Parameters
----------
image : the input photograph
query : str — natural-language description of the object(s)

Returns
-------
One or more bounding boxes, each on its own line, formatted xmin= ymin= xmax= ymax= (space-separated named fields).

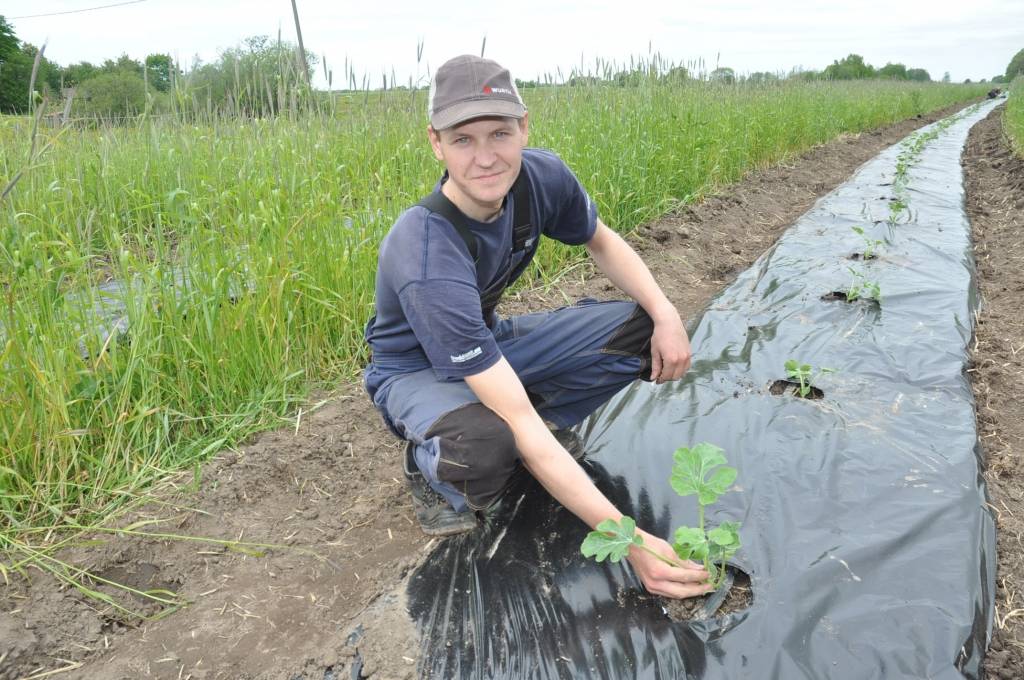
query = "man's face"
xmin=428 ymin=115 xmax=529 ymax=218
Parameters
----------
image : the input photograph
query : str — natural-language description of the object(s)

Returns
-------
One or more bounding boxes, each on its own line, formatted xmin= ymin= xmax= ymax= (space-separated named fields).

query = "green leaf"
xmin=672 ymin=526 xmax=708 ymax=562
xmin=707 ymin=521 xmax=741 ymax=548
xmin=581 ymin=516 xmax=642 ymax=563
xmin=671 ymin=442 xmax=729 ymax=505
xmin=703 ymin=466 xmax=737 ymax=499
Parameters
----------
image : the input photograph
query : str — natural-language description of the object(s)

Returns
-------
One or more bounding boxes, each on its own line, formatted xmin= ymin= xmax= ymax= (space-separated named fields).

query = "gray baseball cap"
xmin=428 ymin=55 xmax=527 ymax=130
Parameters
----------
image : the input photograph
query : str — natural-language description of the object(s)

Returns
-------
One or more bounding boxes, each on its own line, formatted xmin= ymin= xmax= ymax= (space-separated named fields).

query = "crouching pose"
xmin=363 ymin=55 xmax=710 ymax=598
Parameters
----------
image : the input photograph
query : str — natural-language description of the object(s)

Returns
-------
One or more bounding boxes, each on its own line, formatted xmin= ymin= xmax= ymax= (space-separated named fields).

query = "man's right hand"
xmin=628 ymin=529 xmax=713 ymax=599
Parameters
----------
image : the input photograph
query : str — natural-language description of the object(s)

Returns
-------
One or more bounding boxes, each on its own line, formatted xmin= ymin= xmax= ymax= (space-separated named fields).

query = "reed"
xmin=1004 ymin=76 xmax=1024 ymax=157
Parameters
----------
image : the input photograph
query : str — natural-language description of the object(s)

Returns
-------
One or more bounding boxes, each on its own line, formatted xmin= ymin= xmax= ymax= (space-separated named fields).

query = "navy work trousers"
xmin=366 ymin=299 xmax=653 ymax=512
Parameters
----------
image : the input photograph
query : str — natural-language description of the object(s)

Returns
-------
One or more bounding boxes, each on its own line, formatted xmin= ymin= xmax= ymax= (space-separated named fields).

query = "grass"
xmin=0 ymin=73 xmax=990 ymax=539
xmin=1005 ymin=77 xmax=1024 ymax=157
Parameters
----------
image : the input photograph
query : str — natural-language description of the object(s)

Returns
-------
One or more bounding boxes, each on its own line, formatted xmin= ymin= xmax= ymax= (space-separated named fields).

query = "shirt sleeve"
xmin=535 ymin=152 xmax=598 ymax=245
xmin=398 ymin=278 xmax=502 ymax=380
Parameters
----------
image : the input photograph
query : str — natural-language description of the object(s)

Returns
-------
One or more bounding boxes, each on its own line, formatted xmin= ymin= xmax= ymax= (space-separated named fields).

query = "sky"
xmin=5 ymin=0 xmax=1023 ymax=88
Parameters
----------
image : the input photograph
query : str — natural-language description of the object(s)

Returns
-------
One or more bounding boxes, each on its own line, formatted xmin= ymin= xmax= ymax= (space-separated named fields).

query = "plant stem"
xmin=637 ymin=543 xmax=687 ymax=569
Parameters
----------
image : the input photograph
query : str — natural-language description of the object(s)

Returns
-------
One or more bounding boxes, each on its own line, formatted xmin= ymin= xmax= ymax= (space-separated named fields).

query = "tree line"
xmin=3 ymin=13 xmax=1023 ymax=117
xmin=0 ymin=15 xmax=313 ymax=118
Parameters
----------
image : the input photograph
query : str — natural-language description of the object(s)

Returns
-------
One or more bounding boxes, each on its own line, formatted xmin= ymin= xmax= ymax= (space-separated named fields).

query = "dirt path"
xmin=963 ymin=106 xmax=1024 ymax=680
xmin=1 ymin=99 xmax=1013 ymax=680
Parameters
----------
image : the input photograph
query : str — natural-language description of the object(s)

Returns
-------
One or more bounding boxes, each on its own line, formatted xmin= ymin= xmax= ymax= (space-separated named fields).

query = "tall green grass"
xmin=1005 ymin=77 xmax=1024 ymax=157
xmin=0 ymin=76 xmax=989 ymax=534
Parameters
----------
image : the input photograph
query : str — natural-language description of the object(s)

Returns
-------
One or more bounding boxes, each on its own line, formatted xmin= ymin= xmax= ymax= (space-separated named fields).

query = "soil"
xmin=662 ymin=568 xmax=753 ymax=623
xmin=963 ymin=107 xmax=1024 ymax=680
xmin=767 ymin=380 xmax=825 ymax=400
xmin=1 ymin=98 xmax=1018 ymax=680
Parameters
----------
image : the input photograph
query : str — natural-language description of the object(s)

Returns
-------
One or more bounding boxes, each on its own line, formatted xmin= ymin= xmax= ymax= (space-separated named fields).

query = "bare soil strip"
xmin=0 ymin=99 xmax=1006 ymax=680
xmin=964 ymin=106 xmax=1024 ymax=680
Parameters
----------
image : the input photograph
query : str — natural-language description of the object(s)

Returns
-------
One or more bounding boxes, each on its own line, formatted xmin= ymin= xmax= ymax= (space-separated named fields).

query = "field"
xmin=1 ymin=77 xmax=1021 ymax=679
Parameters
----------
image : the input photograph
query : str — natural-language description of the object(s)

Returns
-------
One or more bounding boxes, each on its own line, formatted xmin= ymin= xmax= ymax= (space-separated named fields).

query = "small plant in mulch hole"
xmin=581 ymin=443 xmax=749 ymax=619
xmin=769 ymin=359 xmax=833 ymax=400
xmin=821 ymin=268 xmax=881 ymax=305
xmin=849 ymin=226 xmax=883 ymax=261
xmin=888 ymin=197 xmax=909 ymax=224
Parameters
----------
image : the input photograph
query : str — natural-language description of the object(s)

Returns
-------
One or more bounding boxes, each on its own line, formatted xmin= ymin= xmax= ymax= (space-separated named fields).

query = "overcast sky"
xmin=5 ymin=0 xmax=1023 ymax=87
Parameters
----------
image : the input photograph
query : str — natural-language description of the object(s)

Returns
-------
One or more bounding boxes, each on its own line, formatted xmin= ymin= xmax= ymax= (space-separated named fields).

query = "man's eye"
xmin=453 ymin=137 xmax=469 ymax=145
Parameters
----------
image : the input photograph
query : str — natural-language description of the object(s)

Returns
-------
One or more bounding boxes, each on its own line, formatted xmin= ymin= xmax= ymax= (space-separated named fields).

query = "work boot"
xmin=403 ymin=444 xmax=477 ymax=536
xmin=551 ymin=427 xmax=586 ymax=462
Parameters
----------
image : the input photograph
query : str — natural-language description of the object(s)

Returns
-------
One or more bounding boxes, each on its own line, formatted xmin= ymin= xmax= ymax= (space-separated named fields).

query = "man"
xmin=363 ymin=55 xmax=710 ymax=599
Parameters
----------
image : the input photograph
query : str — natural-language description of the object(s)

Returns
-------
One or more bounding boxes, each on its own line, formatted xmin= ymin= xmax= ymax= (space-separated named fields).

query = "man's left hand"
xmin=649 ymin=311 xmax=692 ymax=384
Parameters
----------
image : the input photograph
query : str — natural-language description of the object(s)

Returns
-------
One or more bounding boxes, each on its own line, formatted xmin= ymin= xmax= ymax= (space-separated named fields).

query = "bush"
xmin=73 ymin=71 xmax=147 ymax=118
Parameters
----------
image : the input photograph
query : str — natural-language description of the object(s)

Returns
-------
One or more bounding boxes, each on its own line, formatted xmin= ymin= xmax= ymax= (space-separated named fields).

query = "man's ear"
xmin=518 ymin=112 xmax=529 ymax=145
xmin=427 ymin=125 xmax=444 ymax=161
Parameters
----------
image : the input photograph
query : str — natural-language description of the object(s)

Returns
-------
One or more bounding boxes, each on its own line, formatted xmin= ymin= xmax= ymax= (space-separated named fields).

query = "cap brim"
xmin=431 ymin=99 xmax=526 ymax=130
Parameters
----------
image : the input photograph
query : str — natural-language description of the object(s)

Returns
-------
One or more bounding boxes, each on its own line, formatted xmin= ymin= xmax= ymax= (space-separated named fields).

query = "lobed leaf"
xmin=707 ymin=521 xmax=741 ymax=548
xmin=673 ymin=525 xmax=709 ymax=563
xmin=581 ymin=516 xmax=642 ymax=563
xmin=671 ymin=442 xmax=732 ymax=505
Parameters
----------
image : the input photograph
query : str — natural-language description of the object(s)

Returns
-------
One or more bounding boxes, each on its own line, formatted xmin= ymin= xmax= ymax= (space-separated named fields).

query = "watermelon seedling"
xmin=581 ymin=442 xmax=741 ymax=591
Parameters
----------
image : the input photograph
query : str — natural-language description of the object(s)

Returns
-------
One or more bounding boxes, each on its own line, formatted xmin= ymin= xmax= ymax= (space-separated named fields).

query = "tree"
xmin=823 ymin=54 xmax=875 ymax=80
xmin=183 ymin=35 xmax=316 ymax=115
xmin=942 ymin=71 xmax=951 ymax=83
xmin=62 ymin=61 xmax=98 ymax=87
xmin=101 ymin=53 xmax=143 ymax=77
xmin=709 ymin=67 xmax=735 ymax=84
xmin=0 ymin=15 xmax=18 ymax=65
xmin=145 ymin=53 xmax=174 ymax=92
xmin=661 ymin=66 xmax=690 ymax=84
xmin=877 ymin=62 xmax=908 ymax=80
xmin=0 ymin=43 xmax=60 ymax=113
xmin=747 ymin=71 xmax=779 ymax=84
xmin=906 ymin=68 xmax=931 ymax=82
xmin=73 ymin=71 xmax=146 ymax=118
xmin=1007 ymin=48 xmax=1024 ymax=81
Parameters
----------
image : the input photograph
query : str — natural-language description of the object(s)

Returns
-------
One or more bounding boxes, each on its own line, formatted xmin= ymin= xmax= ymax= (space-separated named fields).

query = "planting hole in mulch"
xmin=663 ymin=567 xmax=752 ymax=623
xmin=821 ymin=290 xmax=881 ymax=303
xmin=769 ymin=379 xmax=824 ymax=400
xmin=848 ymin=252 xmax=877 ymax=261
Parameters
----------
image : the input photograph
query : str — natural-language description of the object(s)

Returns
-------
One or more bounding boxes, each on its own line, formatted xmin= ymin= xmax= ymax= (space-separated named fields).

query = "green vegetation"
xmin=0 ymin=44 xmax=990 ymax=539
xmin=851 ymin=226 xmax=883 ymax=259
xmin=1005 ymin=77 xmax=1024 ymax=157
xmin=581 ymin=442 xmax=741 ymax=591
xmin=784 ymin=360 xmax=834 ymax=398
xmin=888 ymin=102 xmax=983 ymax=223
xmin=1006 ymin=49 xmax=1024 ymax=83
xmin=846 ymin=268 xmax=882 ymax=302
xmin=0 ymin=14 xmax=311 ymax=118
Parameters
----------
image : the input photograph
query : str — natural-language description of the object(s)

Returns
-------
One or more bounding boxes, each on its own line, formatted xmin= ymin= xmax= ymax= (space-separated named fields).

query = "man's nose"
xmin=475 ymin=143 xmax=497 ymax=167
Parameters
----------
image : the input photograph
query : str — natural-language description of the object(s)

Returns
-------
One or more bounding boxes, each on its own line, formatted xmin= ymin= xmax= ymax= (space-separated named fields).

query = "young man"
xmin=363 ymin=55 xmax=710 ymax=599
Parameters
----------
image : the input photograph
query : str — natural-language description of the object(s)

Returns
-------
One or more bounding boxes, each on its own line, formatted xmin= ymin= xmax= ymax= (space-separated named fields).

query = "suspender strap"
xmin=415 ymin=168 xmax=534 ymax=263
xmin=417 ymin=191 xmax=480 ymax=263
xmin=509 ymin=169 xmax=533 ymax=252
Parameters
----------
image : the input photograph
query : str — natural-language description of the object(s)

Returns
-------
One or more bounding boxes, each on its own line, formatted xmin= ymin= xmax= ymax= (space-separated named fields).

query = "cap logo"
xmin=483 ymin=86 xmax=513 ymax=95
